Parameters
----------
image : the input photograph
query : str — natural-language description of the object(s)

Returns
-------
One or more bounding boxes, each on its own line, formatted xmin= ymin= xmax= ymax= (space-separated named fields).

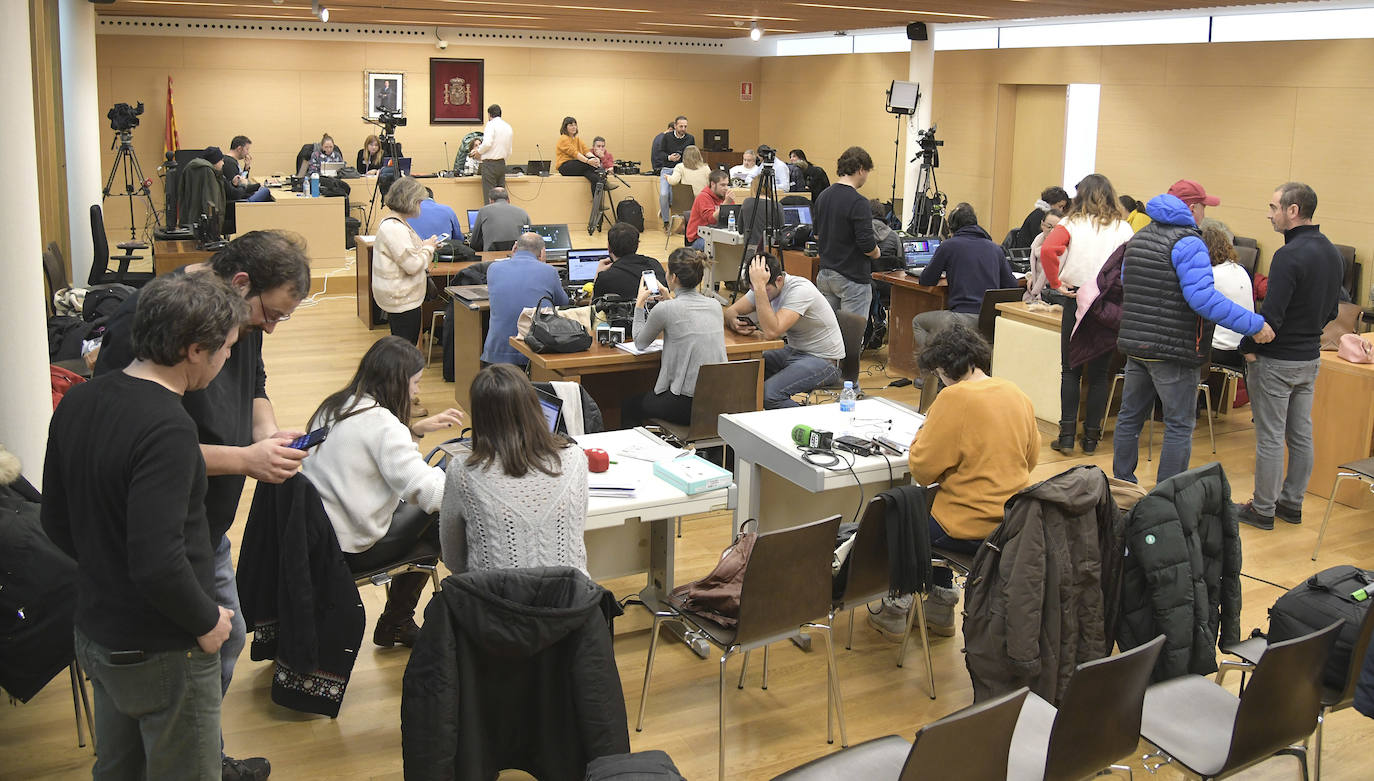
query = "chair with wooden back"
xmin=648 ymin=359 xmax=760 ymax=455
xmin=977 ymin=287 xmax=1026 ymax=345
xmin=806 ymin=310 xmax=867 ymax=403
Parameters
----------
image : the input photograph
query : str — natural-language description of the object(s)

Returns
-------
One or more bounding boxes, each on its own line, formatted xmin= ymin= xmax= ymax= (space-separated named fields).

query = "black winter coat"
xmin=402 ymin=567 xmax=629 ymax=781
xmin=237 ymin=474 xmax=365 ymax=718
xmin=963 ymin=465 xmax=1124 ymax=704
xmin=1355 ymin=638 xmax=1374 ymax=719
xmin=1116 ymin=462 xmax=1242 ymax=681
xmin=0 ymin=475 xmax=77 ymax=702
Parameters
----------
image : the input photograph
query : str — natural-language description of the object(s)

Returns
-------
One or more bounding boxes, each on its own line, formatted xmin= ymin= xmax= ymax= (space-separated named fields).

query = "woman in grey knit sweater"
xmin=621 ymin=248 xmax=728 ymax=428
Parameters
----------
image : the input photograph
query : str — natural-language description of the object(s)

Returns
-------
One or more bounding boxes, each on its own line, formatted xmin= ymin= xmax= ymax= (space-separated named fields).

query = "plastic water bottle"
xmin=727 ymin=210 xmax=737 ymax=233
xmin=839 ymin=381 xmax=857 ymax=424
xmin=309 ymin=173 xmax=320 ymax=198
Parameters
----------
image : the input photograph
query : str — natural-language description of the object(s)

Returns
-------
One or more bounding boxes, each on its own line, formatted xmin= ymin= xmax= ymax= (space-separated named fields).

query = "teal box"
xmin=652 ymin=455 xmax=732 ymax=495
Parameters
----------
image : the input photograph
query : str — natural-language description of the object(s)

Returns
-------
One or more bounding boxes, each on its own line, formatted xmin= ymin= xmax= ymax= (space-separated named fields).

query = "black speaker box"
xmin=907 ymin=22 xmax=928 ymax=41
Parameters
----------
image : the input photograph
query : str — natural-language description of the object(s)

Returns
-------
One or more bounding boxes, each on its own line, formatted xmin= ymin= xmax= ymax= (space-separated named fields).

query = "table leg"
xmin=734 ymin=458 xmax=761 ymax=534
xmin=632 ymin=516 xmax=709 ymax=658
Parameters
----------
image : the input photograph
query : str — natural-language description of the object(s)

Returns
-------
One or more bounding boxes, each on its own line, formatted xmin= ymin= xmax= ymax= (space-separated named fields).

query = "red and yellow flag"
xmin=164 ymin=75 xmax=180 ymax=156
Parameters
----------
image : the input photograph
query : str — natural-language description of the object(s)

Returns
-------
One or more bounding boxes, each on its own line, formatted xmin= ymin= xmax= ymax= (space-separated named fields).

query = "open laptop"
xmin=320 ymin=161 xmax=345 ymax=177
xmin=534 ymin=387 xmax=565 ymax=433
xmin=529 ymin=224 xmax=573 ymax=260
xmin=715 ymin=204 xmax=742 ymax=229
xmin=466 ymin=209 xmax=480 ymax=233
xmin=782 ymin=205 xmax=813 ymax=226
xmin=452 ymin=285 xmax=489 ymax=302
xmin=903 ymin=238 xmax=941 ymax=269
xmin=566 ymin=248 xmax=609 ymax=284
xmin=526 ymin=159 xmax=552 ymax=176
xmin=383 ymin=157 xmax=412 ymax=177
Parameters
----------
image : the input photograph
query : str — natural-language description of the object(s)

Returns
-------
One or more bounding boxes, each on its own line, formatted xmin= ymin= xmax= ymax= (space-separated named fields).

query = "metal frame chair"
xmin=637 ymin=515 xmax=848 ymax=780
xmin=1310 ymin=457 xmax=1374 ymax=560
xmin=1140 ymin=622 xmax=1342 ymax=780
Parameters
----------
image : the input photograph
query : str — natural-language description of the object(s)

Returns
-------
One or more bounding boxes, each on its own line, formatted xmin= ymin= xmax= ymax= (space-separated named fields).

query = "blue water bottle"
xmin=309 ymin=173 xmax=320 ymax=198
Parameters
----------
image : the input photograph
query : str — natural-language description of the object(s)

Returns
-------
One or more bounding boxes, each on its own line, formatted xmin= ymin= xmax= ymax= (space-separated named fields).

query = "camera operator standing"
xmin=814 ymin=146 xmax=880 ymax=318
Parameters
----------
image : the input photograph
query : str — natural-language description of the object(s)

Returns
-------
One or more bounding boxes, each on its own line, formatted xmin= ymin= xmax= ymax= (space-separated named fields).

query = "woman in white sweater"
xmin=373 ymin=176 xmax=438 ymax=346
xmin=440 ymin=364 xmax=589 ymax=575
xmin=301 ymin=336 xmax=462 ymax=647
xmin=1038 ymin=174 xmax=1135 ymax=454
xmin=666 ymin=145 xmax=711 ymax=195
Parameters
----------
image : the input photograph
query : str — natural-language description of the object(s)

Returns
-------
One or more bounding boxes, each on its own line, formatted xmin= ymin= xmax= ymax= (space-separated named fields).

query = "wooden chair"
xmin=806 ymin=311 xmax=867 ymax=404
xmin=665 ymin=183 xmax=696 ymax=249
xmin=1311 ymin=457 xmax=1374 ymax=560
xmin=977 ymin=287 xmax=1026 ymax=346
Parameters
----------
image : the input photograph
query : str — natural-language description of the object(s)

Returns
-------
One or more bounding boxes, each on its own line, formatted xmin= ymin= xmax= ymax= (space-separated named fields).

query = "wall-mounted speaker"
xmin=907 ymin=22 xmax=928 ymax=41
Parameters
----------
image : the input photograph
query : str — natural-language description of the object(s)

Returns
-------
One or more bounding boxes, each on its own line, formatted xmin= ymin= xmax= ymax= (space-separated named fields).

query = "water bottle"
xmin=309 ymin=173 xmax=320 ymax=197
xmin=727 ymin=210 xmax=737 ymax=233
xmin=839 ymin=381 xmax=857 ymax=423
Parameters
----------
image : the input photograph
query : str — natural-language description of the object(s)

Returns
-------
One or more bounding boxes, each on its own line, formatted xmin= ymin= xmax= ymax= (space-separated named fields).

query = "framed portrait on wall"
xmin=366 ymin=72 xmax=404 ymax=119
xmin=430 ymin=58 xmax=484 ymax=124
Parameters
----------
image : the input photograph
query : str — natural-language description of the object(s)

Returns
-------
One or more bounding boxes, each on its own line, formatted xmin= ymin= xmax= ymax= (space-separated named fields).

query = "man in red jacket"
xmin=686 ymin=170 xmax=732 ymax=250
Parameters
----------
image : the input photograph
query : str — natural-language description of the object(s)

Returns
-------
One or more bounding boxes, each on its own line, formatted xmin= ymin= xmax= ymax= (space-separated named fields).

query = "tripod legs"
xmin=588 ymin=177 xmax=615 ymax=235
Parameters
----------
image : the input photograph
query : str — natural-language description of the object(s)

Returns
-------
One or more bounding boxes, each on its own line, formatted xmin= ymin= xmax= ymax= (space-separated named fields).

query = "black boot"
xmin=1050 ymin=422 xmax=1076 ymax=453
xmin=1081 ymin=427 xmax=1101 ymax=454
xmin=373 ymin=572 xmax=430 ymax=648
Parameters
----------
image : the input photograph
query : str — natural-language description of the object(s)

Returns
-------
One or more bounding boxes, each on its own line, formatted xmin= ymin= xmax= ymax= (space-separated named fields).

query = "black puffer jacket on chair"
xmin=1116 ymin=462 xmax=1242 ymax=681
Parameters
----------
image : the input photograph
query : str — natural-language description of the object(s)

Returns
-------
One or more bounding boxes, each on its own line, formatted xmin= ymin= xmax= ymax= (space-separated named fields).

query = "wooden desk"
xmin=992 ymin=301 xmax=1064 ymax=425
xmin=872 ymin=270 xmax=948 ymax=376
xmin=235 ymin=193 xmax=346 ymax=266
xmin=1311 ymin=333 xmax=1374 ymax=509
xmin=152 ymin=240 xmax=214 ymax=276
xmin=781 ymin=249 xmax=819 ymax=283
xmin=511 ymin=330 xmax=783 ymax=428
xmin=355 ymin=234 xmax=492 ymax=329
xmin=443 ymin=287 xmax=491 ymax=414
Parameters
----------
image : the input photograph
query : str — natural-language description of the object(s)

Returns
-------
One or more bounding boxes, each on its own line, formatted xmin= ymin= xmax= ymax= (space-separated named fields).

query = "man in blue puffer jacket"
xmin=1113 ymin=186 xmax=1275 ymax=484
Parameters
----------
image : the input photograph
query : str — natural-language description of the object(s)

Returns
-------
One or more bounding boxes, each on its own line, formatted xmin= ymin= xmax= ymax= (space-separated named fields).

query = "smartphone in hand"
xmin=289 ymin=427 xmax=330 ymax=451
xmin=642 ymin=270 xmax=660 ymax=295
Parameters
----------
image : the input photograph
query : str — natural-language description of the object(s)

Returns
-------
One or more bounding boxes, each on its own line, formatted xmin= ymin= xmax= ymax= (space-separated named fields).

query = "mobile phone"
xmin=438 ymin=232 xmax=450 ymax=241
xmin=642 ymin=270 xmax=660 ymax=295
xmin=289 ymin=427 xmax=330 ymax=451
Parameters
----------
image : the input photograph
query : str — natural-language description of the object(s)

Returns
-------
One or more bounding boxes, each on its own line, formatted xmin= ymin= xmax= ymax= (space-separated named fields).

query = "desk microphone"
xmin=535 ymin=143 xmax=545 ymax=175
xmin=444 ymin=141 xmax=451 ymax=173
xmin=791 ymin=424 xmax=833 ymax=450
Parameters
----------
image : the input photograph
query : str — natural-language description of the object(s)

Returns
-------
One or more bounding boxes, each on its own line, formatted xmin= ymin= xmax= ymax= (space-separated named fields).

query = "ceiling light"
xmin=312 ymin=0 xmax=327 ymax=21
xmin=789 ymin=3 xmax=989 ymax=20
xmin=750 ymin=23 xmax=762 ymax=41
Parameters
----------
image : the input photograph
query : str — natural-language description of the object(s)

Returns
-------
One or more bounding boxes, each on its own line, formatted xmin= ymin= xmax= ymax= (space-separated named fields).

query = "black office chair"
xmin=87 ymin=205 xmax=154 ymax=288
xmin=977 ymin=287 xmax=1027 ymax=346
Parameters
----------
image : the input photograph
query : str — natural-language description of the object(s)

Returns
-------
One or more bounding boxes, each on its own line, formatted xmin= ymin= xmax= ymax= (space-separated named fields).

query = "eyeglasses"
xmin=255 ymin=296 xmax=292 ymax=324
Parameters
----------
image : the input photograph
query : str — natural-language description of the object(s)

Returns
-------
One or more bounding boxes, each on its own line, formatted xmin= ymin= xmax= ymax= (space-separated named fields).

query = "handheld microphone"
xmin=444 ymin=141 xmax=451 ymax=173
xmin=535 ymin=143 xmax=545 ymax=175
xmin=791 ymin=425 xmax=833 ymax=450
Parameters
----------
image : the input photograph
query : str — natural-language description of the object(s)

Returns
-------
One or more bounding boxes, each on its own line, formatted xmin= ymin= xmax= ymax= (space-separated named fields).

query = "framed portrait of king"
xmin=430 ymin=58 xmax=484 ymax=124
xmin=366 ymin=72 xmax=404 ymax=119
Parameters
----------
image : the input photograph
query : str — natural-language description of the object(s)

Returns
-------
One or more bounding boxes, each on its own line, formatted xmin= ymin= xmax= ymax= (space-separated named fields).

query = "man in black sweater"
xmin=221 ymin=135 xmax=259 ymax=201
xmin=592 ymin=221 xmax=666 ymax=301
xmin=93 ymin=230 xmax=310 ymax=781
xmin=814 ymin=146 xmax=880 ymax=319
xmin=1237 ymin=182 xmax=1345 ymax=530
xmin=43 ymin=273 xmax=248 ymax=780
xmin=653 ymin=116 xmax=696 ymax=228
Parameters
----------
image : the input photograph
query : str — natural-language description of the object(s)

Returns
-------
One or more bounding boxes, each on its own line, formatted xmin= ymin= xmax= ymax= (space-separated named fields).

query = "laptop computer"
xmin=383 ymin=157 xmax=412 ymax=177
xmin=466 ymin=209 xmax=480 ymax=232
xmin=526 ymin=160 xmax=552 ymax=176
xmin=452 ymin=285 xmax=489 ymax=302
xmin=320 ymin=161 xmax=345 ymax=177
xmin=715 ymin=204 xmax=742 ymax=229
xmin=903 ymin=238 xmax=941 ymax=269
xmin=782 ymin=205 xmax=813 ymax=226
xmin=566 ymin=248 xmax=609 ymax=283
xmin=529 ymin=224 xmax=573 ymax=260
xmin=534 ymin=387 xmax=564 ymax=433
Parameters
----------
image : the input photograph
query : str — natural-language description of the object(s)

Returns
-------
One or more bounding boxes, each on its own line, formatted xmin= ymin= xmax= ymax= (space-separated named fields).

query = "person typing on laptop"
xmin=910 ymin=203 xmax=1018 ymax=355
xmin=592 ymin=222 xmax=666 ymax=301
xmin=686 ymin=170 xmax=733 ymax=250
xmin=307 ymin=133 xmax=344 ymax=176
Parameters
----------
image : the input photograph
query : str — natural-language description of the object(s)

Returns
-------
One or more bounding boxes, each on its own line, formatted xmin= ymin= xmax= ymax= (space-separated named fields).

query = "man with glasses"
xmin=93 ymin=229 xmax=311 ymax=781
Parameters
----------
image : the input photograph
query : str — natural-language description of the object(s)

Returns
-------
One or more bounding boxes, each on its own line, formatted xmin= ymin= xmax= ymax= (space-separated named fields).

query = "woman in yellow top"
xmin=554 ymin=116 xmax=608 ymax=197
xmin=666 ymin=145 xmax=711 ymax=195
xmin=869 ymin=324 xmax=1040 ymax=640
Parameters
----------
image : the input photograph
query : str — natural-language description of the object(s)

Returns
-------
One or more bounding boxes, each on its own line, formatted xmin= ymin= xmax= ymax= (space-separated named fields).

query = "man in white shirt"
xmin=469 ymin=104 xmax=513 ymax=204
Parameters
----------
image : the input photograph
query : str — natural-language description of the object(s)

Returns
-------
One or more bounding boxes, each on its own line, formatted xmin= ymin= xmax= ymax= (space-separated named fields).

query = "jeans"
xmin=911 ymin=310 xmax=978 ymax=355
xmin=75 ymin=628 xmax=222 ymax=781
xmin=658 ymin=168 xmax=674 ymax=222
xmin=211 ymin=536 xmax=245 ymax=700
xmin=815 ymin=269 xmax=873 ymax=319
xmin=1046 ymin=291 xmax=1112 ymax=435
xmin=1112 ymin=357 xmax=1203 ymax=484
xmin=763 ymin=346 xmax=840 ymax=409
xmin=1248 ymin=355 xmax=1320 ymax=515
xmin=928 ymin=514 xmax=981 ymax=589
xmin=688 ymin=236 xmax=705 ymax=250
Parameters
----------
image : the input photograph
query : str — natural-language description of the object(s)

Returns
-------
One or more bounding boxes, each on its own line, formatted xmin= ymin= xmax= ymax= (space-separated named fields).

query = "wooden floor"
xmin=4 ymin=275 xmax=1373 ymax=780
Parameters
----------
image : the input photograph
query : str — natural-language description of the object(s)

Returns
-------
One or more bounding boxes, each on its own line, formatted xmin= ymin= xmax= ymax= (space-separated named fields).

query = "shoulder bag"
xmin=524 ymin=295 xmax=592 ymax=354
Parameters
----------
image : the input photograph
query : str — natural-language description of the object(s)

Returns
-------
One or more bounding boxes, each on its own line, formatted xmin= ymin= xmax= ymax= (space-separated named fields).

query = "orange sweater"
xmin=907 ymin=377 xmax=1040 ymax=540
xmin=554 ymin=135 xmax=589 ymax=171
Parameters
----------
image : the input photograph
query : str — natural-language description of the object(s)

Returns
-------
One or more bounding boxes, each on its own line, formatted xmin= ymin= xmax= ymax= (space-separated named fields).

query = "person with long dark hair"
xmin=621 ymin=248 xmax=727 ymax=428
xmin=301 ymin=337 xmax=462 ymax=647
xmin=554 ymin=116 xmax=609 ymax=196
xmin=440 ymin=364 xmax=589 ymax=574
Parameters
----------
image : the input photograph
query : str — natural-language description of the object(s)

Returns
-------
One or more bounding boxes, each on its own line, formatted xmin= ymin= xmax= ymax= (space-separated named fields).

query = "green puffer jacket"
xmin=1116 ymin=462 xmax=1242 ymax=681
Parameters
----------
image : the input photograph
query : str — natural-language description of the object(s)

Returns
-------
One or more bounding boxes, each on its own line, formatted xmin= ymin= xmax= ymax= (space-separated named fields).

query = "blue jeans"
xmin=1248 ymin=355 xmax=1320 ymax=515
xmin=929 ymin=515 xmax=981 ymax=589
xmin=1112 ymin=357 xmax=1202 ymax=484
xmin=688 ymin=236 xmax=705 ymax=250
xmin=75 ymin=628 xmax=222 ymax=780
xmin=212 ymin=535 xmax=245 ymax=757
xmin=658 ymin=168 xmax=674 ymax=222
xmin=815 ymin=269 xmax=874 ymax=319
xmin=763 ymin=346 xmax=839 ymax=409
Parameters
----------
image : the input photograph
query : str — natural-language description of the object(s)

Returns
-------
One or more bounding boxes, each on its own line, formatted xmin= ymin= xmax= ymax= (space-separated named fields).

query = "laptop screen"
xmin=534 ymin=387 xmax=564 ymax=433
xmin=903 ymin=238 xmax=941 ymax=266
xmin=782 ymin=205 xmax=813 ymax=226
xmin=716 ymin=204 xmax=742 ymax=228
xmin=466 ymin=209 xmax=479 ymax=232
xmin=383 ymin=157 xmax=412 ymax=176
xmin=529 ymin=224 xmax=573 ymax=252
xmin=566 ymin=248 xmax=609 ymax=282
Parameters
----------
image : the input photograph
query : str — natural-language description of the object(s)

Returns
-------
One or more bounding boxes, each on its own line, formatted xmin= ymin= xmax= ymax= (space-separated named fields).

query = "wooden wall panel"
xmin=1006 ymin=85 xmax=1067 ymax=240
xmin=30 ymin=0 xmax=68 ymax=273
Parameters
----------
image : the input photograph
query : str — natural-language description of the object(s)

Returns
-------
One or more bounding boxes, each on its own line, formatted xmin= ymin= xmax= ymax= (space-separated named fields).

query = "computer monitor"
xmin=703 ymin=129 xmax=729 ymax=152
xmin=534 ymin=387 xmax=564 ymax=433
xmin=903 ymin=238 xmax=941 ymax=267
xmin=529 ymin=224 xmax=573 ymax=259
xmin=466 ymin=209 xmax=480 ymax=232
xmin=782 ymin=205 xmax=813 ymax=226
xmin=566 ymin=248 xmax=609 ymax=283
xmin=382 ymin=156 xmax=412 ymax=177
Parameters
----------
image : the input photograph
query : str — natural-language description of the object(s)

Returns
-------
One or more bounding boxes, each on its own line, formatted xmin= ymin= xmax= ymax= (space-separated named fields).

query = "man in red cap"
xmin=1168 ymin=179 xmax=1220 ymax=225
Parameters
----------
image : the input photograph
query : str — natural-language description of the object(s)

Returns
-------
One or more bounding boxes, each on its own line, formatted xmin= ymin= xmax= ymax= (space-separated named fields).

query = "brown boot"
xmin=372 ymin=572 xmax=430 ymax=648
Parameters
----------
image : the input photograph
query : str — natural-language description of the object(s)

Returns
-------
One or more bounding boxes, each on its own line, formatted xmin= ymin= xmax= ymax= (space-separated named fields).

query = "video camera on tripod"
xmin=107 ymin=102 xmax=144 ymax=132
xmin=915 ymin=125 xmax=943 ymax=167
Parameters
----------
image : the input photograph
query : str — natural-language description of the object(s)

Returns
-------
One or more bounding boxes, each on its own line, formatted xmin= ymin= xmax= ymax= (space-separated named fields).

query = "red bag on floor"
xmin=50 ymin=365 xmax=85 ymax=409
xmin=1233 ymin=376 xmax=1248 ymax=408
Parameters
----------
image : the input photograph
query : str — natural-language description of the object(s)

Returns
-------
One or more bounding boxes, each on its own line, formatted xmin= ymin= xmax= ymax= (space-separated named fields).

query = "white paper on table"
xmin=614 ymin=339 xmax=664 ymax=355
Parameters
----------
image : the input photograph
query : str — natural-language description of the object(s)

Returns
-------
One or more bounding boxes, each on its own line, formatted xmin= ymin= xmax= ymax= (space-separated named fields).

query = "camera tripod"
xmin=587 ymin=169 xmax=631 ymax=235
xmin=732 ymin=161 xmax=782 ymax=301
xmin=103 ymin=129 xmax=160 ymax=246
xmin=907 ymin=150 xmax=947 ymax=238
xmin=363 ymin=125 xmax=403 ymax=232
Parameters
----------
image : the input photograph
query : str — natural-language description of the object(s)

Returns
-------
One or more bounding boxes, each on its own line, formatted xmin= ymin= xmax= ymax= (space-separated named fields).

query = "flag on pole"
xmin=164 ymin=75 xmax=180 ymax=157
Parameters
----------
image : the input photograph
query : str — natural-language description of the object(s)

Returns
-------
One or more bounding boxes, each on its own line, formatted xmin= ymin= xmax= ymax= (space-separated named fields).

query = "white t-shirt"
xmin=729 ymin=163 xmax=760 ymax=183
xmin=1211 ymin=261 xmax=1254 ymax=351
xmin=746 ymin=275 xmax=844 ymax=359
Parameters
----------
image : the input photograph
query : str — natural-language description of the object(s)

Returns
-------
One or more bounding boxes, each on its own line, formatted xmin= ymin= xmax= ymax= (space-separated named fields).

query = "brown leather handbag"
xmin=669 ymin=522 xmax=757 ymax=627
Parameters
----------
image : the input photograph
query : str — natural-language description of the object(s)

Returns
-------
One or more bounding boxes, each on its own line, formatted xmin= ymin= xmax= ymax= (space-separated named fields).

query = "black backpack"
xmin=435 ymin=239 xmax=479 ymax=263
xmin=82 ymin=284 xmax=134 ymax=324
xmin=47 ymin=316 xmax=95 ymax=361
xmin=779 ymin=224 xmax=812 ymax=250
xmin=615 ymin=197 xmax=645 ymax=232
xmin=1267 ymin=565 xmax=1374 ymax=690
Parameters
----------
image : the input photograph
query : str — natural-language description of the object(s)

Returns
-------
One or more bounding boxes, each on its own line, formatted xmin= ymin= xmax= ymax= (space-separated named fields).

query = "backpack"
xmin=435 ymin=239 xmax=479 ymax=263
xmin=779 ymin=224 xmax=812 ymax=250
xmin=615 ymin=197 xmax=645 ymax=232
xmin=82 ymin=284 xmax=134 ymax=324
xmin=1267 ymin=565 xmax=1374 ymax=690
xmin=583 ymin=751 xmax=685 ymax=781
xmin=669 ymin=520 xmax=757 ymax=627
xmin=318 ymin=176 xmax=351 ymax=198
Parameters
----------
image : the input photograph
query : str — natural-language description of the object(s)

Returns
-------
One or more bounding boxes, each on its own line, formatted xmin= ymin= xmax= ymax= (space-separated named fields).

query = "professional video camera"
xmin=613 ymin=160 xmax=641 ymax=176
xmin=379 ymin=110 xmax=408 ymax=128
xmin=107 ymin=102 xmax=144 ymax=132
xmin=756 ymin=144 xmax=777 ymax=165
xmin=915 ymin=125 xmax=943 ymax=167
